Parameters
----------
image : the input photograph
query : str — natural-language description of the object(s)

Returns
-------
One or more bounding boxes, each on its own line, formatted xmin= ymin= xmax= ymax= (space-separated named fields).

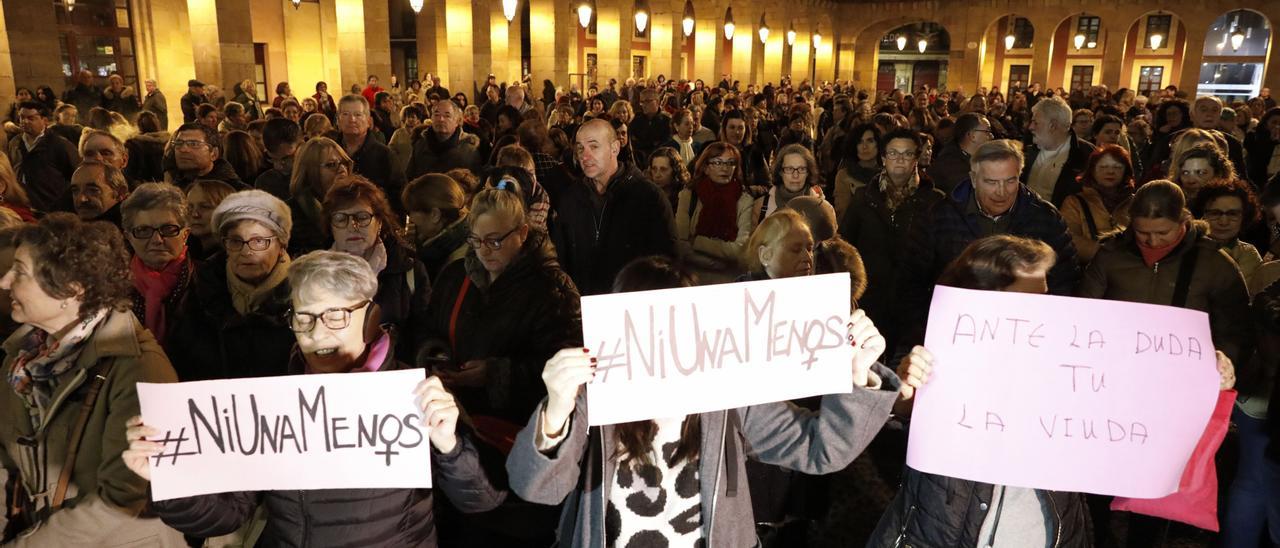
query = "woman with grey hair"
xmin=167 ymin=189 xmax=297 ymax=381
xmin=122 ymin=182 xmax=193 ymax=346
xmin=125 ymin=250 xmax=504 ymax=546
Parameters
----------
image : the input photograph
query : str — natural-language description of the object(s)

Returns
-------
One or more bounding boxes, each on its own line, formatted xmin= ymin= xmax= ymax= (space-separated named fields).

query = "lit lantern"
xmin=681 ymin=0 xmax=695 ymax=37
xmin=409 ymin=0 xmax=423 ymax=14
xmin=896 ymin=35 xmax=907 ymax=51
xmin=787 ymin=21 xmax=796 ymax=47
xmin=918 ymin=38 xmax=927 ymax=53
xmin=576 ymin=0 xmax=592 ymax=28
xmin=758 ymin=13 xmax=769 ymax=44
xmin=812 ymin=30 xmax=821 ymax=49
xmin=634 ymin=0 xmax=649 ymax=33
xmin=1149 ymin=33 xmax=1163 ymax=50
xmin=724 ymin=7 xmax=735 ymax=40
xmin=503 ymin=0 xmax=517 ymax=22
xmin=1074 ymin=33 xmax=1085 ymax=50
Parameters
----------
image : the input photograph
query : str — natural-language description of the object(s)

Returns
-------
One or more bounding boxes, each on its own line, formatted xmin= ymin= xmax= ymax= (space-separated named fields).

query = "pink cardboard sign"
xmin=906 ymin=286 xmax=1220 ymax=498
xmin=137 ymin=369 xmax=430 ymax=501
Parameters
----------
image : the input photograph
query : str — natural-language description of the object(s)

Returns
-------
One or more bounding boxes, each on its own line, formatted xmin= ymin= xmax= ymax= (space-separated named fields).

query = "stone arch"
xmin=1198 ymin=9 xmax=1272 ymax=100
xmin=1119 ymin=10 xmax=1189 ymax=97
xmin=978 ymin=13 xmax=1036 ymax=94
xmin=1047 ymin=12 xmax=1108 ymax=94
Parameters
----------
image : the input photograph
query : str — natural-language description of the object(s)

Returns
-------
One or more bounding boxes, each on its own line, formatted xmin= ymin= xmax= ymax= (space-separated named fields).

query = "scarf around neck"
xmin=333 ymin=238 xmax=389 ymax=276
xmin=131 ymin=248 xmax=188 ymax=344
xmin=694 ymin=176 xmax=743 ymax=242
xmin=1137 ymin=223 xmax=1189 ymax=267
xmin=227 ymin=253 xmax=291 ymax=315
xmin=8 ymin=309 xmax=110 ymax=398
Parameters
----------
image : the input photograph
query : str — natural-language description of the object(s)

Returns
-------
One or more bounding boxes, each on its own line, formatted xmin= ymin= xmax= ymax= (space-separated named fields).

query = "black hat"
xmin=188 ymin=79 xmax=205 ymax=88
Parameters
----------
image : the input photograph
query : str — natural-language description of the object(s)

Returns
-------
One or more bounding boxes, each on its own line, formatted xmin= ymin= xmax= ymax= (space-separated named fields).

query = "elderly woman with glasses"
xmin=322 ymin=176 xmax=430 ymax=347
xmin=122 ymin=183 xmax=194 ymax=348
xmin=674 ymin=142 xmax=755 ymax=283
xmin=168 ymin=190 xmax=297 ymax=381
xmin=125 ymin=251 xmax=503 ymax=547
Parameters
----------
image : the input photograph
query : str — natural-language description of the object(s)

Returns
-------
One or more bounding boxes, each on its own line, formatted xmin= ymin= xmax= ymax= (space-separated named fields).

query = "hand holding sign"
xmin=896 ymin=345 xmax=935 ymax=402
xmin=413 ymin=376 xmax=459 ymax=454
xmin=847 ymin=309 xmax=886 ymax=388
xmin=541 ymin=347 xmax=597 ymax=437
xmin=122 ymin=415 xmax=160 ymax=481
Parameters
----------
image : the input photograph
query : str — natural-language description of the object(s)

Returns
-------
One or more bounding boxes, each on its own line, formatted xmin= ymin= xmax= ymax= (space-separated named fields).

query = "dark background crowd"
xmin=0 ymin=66 xmax=1277 ymax=548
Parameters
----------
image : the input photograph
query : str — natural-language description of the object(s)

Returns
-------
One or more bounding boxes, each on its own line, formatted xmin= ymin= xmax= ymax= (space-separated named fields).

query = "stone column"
xmin=444 ymin=0 xmax=476 ymax=95
xmin=132 ymin=0 xmax=197 ymax=129
xmin=693 ymin=3 xmax=725 ymax=85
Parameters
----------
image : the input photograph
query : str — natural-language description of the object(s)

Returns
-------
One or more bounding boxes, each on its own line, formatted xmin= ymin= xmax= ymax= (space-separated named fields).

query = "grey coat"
xmin=506 ymin=363 xmax=900 ymax=547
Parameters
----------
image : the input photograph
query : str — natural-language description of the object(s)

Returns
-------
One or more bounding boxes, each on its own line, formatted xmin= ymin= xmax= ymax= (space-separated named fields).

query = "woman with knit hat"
xmin=167 ymin=189 xmax=298 ymax=381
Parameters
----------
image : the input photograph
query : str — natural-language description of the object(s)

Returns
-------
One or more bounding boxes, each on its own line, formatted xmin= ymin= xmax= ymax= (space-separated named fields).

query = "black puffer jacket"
xmin=150 ymin=347 xmax=506 ymax=548
xmin=8 ymin=132 xmax=79 ymax=213
xmin=165 ymin=253 xmax=295 ymax=381
xmin=376 ymin=240 xmax=432 ymax=352
xmin=422 ymin=230 xmax=582 ymax=423
xmin=868 ymin=466 xmax=1092 ymax=548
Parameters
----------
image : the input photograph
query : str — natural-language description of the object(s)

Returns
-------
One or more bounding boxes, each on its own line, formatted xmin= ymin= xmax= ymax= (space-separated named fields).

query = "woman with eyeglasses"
xmin=1191 ymin=179 xmax=1264 ymax=282
xmin=1060 ymin=145 xmax=1138 ymax=264
xmin=419 ymin=187 xmax=580 ymax=547
xmin=322 ymin=176 xmax=430 ymax=346
xmin=124 ymin=250 xmax=504 ymax=547
xmin=168 ymin=190 xmax=297 ymax=381
xmin=287 ymin=137 xmax=352 ymax=257
xmin=121 ymin=183 xmax=194 ymax=348
xmin=674 ymin=142 xmax=755 ymax=284
xmin=753 ymin=144 xmax=824 ymax=224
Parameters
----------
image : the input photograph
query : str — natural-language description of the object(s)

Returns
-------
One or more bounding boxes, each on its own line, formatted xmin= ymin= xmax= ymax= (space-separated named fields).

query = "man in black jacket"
xmin=899 ymin=139 xmax=1080 ymax=355
xmin=406 ymin=99 xmax=483 ymax=181
xmin=180 ymin=80 xmax=207 ymax=124
xmin=1022 ymin=95 xmax=1094 ymax=207
xmin=929 ymin=113 xmax=992 ymax=194
xmin=254 ymin=118 xmax=302 ymax=201
xmin=332 ymin=94 xmax=406 ymax=213
xmin=627 ymin=89 xmax=671 ymax=170
xmin=166 ymin=122 xmax=245 ymax=189
xmin=8 ymin=102 xmax=79 ymax=213
xmin=552 ymin=119 xmax=676 ymax=295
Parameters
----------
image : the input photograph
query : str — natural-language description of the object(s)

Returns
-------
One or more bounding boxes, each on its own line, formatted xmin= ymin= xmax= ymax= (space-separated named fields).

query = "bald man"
xmin=551 ymin=119 xmax=675 ymax=294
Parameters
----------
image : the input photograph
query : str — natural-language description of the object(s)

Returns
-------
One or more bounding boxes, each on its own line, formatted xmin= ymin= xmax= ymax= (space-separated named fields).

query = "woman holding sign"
xmin=873 ymin=235 xmax=1237 ymax=548
xmin=0 ymin=214 xmax=185 ymax=546
xmin=506 ymin=256 xmax=900 ymax=548
xmin=122 ymin=251 xmax=504 ymax=547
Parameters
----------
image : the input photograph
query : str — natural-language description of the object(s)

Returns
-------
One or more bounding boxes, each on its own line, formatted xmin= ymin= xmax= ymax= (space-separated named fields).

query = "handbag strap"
xmin=1074 ymin=193 xmax=1099 ymax=241
xmin=1171 ymin=244 xmax=1200 ymax=309
xmin=50 ymin=358 xmax=116 ymax=511
xmin=448 ymin=277 xmax=472 ymax=354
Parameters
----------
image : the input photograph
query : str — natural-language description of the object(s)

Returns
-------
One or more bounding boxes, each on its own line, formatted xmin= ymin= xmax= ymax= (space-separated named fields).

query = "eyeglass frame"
xmin=331 ymin=211 xmax=376 ymax=228
xmin=223 ymin=236 xmax=277 ymax=252
xmin=287 ymin=300 xmax=372 ymax=333
xmin=172 ymin=139 xmax=212 ymax=150
xmin=1202 ymin=208 xmax=1244 ymax=221
xmin=465 ymin=225 xmax=522 ymax=251
xmin=129 ymin=224 xmax=185 ymax=240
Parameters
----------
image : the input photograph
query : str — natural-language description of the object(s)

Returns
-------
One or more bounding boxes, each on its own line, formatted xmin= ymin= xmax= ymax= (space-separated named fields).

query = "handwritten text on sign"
xmin=906 ymin=286 xmax=1220 ymax=498
xmin=583 ymin=273 xmax=853 ymax=426
xmin=137 ymin=369 xmax=430 ymax=501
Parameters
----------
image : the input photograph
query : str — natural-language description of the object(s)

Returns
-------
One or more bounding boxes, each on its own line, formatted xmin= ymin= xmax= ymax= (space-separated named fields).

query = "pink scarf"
xmin=131 ymin=249 xmax=187 ymax=343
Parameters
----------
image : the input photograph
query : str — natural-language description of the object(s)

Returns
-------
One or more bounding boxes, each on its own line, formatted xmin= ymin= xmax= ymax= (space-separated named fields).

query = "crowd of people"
xmin=0 ymin=66 xmax=1275 ymax=548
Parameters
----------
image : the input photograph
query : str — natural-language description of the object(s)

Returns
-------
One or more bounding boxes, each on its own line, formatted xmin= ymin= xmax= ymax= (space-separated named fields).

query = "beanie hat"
xmin=785 ymin=195 xmax=837 ymax=242
xmin=212 ymin=189 xmax=293 ymax=246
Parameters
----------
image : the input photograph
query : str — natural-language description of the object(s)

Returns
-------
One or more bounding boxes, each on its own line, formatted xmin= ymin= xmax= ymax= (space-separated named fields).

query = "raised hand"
xmin=541 ymin=347 xmax=596 ymax=437
xmin=413 ymin=376 xmax=460 ymax=454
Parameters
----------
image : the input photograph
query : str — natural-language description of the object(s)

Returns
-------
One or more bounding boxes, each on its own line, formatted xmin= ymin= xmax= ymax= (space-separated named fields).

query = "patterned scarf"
xmin=8 ymin=309 xmax=110 ymax=397
xmin=878 ymin=170 xmax=920 ymax=213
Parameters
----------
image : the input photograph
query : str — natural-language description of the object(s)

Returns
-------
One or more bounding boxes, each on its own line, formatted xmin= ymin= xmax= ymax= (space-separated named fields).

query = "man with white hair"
xmin=1191 ymin=95 xmax=1249 ymax=184
xmin=406 ymin=98 xmax=482 ymax=180
xmin=1021 ymin=95 xmax=1095 ymax=206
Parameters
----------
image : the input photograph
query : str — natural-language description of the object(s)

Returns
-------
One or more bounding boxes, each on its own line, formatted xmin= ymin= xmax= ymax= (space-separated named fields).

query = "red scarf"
xmin=693 ymin=176 xmax=743 ymax=242
xmin=1137 ymin=224 xmax=1188 ymax=267
xmin=130 ymin=248 xmax=187 ymax=343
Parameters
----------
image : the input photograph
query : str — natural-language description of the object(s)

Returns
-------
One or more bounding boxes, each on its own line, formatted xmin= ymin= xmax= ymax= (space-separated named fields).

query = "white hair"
xmin=288 ymin=250 xmax=379 ymax=303
xmin=1031 ymin=95 xmax=1072 ymax=130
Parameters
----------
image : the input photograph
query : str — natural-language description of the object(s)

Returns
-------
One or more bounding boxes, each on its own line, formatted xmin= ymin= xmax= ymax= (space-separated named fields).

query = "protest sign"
xmin=137 ymin=368 xmax=430 ymax=501
xmin=582 ymin=272 xmax=854 ymax=426
xmin=906 ymin=286 xmax=1221 ymax=498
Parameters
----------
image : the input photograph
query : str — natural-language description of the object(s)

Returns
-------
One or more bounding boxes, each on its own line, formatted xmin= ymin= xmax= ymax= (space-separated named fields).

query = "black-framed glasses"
xmin=130 ymin=224 xmax=183 ymax=240
xmin=781 ymin=166 xmax=809 ymax=175
xmin=884 ymin=150 xmax=919 ymax=160
xmin=466 ymin=226 xmax=521 ymax=250
xmin=707 ymin=159 xmax=738 ymax=168
xmin=288 ymin=300 xmax=371 ymax=333
xmin=331 ymin=211 xmax=375 ymax=228
xmin=1203 ymin=209 xmax=1243 ymax=221
xmin=172 ymin=139 xmax=210 ymax=150
xmin=223 ymin=236 xmax=276 ymax=252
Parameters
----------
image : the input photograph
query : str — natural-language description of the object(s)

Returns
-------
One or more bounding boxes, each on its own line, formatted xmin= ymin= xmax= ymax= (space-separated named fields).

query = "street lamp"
xmin=787 ymin=21 xmax=796 ymax=47
xmin=813 ymin=29 xmax=822 ymax=49
xmin=1230 ymin=11 xmax=1247 ymax=52
xmin=503 ymin=0 xmax=517 ymax=22
xmin=634 ymin=0 xmax=649 ymax=33
xmin=1074 ymin=33 xmax=1085 ymax=50
xmin=758 ymin=13 xmax=769 ymax=44
xmin=1004 ymin=15 xmax=1016 ymax=50
xmin=724 ymin=7 xmax=735 ymax=40
xmin=918 ymin=38 xmax=927 ymax=53
xmin=576 ymin=0 xmax=592 ymax=28
xmin=896 ymin=35 xmax=907 ymax=51
xmin=409 ymin=0 xmax=423 ymax=14
xmin=681 ymin=0 xmax=695 ymax=37
xmin=1149 ymin=33 xmax=1163 ymax=49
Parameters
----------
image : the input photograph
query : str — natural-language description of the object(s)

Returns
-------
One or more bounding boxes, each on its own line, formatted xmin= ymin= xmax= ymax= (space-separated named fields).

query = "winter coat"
xmin=422 ymin=230 xmax=582 ymax=424
xmin=550 ymin=165 xmax=677 ymax=295
xmin=165 ymin=158 xmax=246 ymax=190
xmin=505 ymin=365 xmax=901 ymax=548
xmin=1078 ymin=223 xmax=1253 ymax=365
xmin=124 ymin=131 xmax=170 ymax=184
xmin=143 ymin=91 xmax=169 ymax=130
xmin=1058 ymin=187 xmax=1133 ymax=264
xmin=406 ymin=127 xmax=484 ymax=181
xmin=8 ymin=132 xmax=79 ymax=213
xmin=867 ymin=466 xmax=1092 ymax=548
xmin=180 ymin=92 xmax=205 ymax=124
xmin=0 ymin=309 xmax=186 ymax=547
xmin=839 ymin=175 xmax=946 ymax=350
xmin=927 ymin=143 xmax=970 ymax=195
xmin=285 ymin=192 xmax=331 ymax=258
xmin=328 ymin=131 xmax=407 ymax=213
xmin=1020 ymin=133 xmax=1096 ymax=207
xmin=150 ymin=347 xmax=505 ymax=548
xmin=417 ymin=216 xmax=470 ymax=282
xmin=101 ymin=86 xmax=139 ymax=118
xmin=166 ymin=252 xmax=296 ymax=381
xmin=898 ymin=179 xmax=1080 ymax=354
xmin=375 ymin=241 xmax=432 ymax=351
xmin=833 ymin=162 xmax=880 ymax=220
xmin=674 ymin=184 xmax=755 ymax=281
xmin=128 ymin=254 xmax=196 ymax=349
xmin=62 ymin=84 xmax=101 ymax=124
xmin=628 ymin=112 xmax=673 ymax=168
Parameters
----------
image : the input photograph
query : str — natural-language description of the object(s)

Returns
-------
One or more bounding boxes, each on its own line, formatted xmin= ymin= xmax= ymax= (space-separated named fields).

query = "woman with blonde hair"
xmin=287 ymin=137 xmax=352 ymax=256
xmin=1170 ymin=142 xmax=1237 ymax=202
xmin=302 ymin=112 xmax=332 ymax=140
xmin=0 ymin=154 xmax=35 ymax=222
xmin=742 ymin=209 xmax=814 ymax=280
